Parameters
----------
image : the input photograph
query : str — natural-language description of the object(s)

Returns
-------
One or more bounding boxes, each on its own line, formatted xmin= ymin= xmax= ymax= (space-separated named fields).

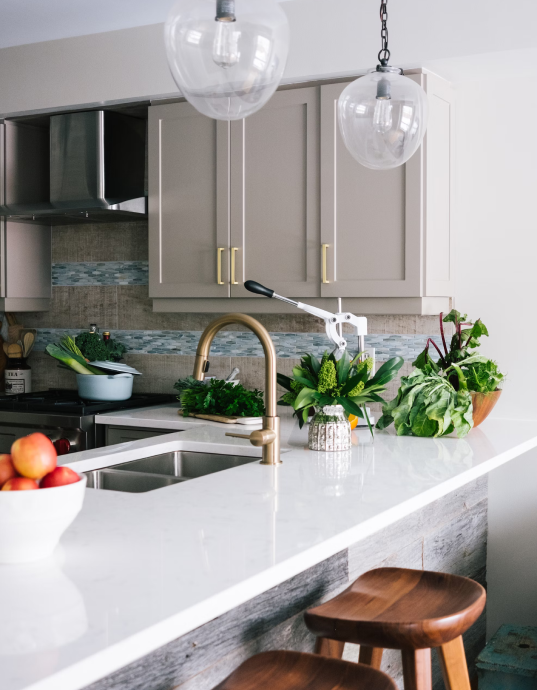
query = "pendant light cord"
xmin=378 ymin=0 xmax=390 ymax=65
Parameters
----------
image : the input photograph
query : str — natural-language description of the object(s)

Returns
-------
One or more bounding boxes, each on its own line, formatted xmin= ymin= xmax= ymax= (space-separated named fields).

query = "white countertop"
xmin=94 ymin=402 xmax=264 ymax=430
xmin=3 ymin=412 xmax=537 ymax=690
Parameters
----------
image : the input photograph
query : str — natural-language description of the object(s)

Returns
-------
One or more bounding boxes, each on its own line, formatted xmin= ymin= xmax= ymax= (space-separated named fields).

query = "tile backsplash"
xmin=19 ymin=222 xmax=446 ymax=409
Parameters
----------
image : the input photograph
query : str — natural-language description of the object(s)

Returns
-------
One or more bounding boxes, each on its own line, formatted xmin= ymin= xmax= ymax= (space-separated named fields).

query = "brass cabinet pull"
xmin=322 ymin=244 xmax=330 ymax=284
xmin=217 ymin=247 xmax=225 ymax=285
xmin=231 ymin=247 xmax=239 ymax=285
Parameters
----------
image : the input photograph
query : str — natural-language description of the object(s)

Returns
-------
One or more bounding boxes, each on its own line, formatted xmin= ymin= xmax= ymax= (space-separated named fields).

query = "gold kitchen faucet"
xmin=192 ymin=314 xmax=281 ymax=465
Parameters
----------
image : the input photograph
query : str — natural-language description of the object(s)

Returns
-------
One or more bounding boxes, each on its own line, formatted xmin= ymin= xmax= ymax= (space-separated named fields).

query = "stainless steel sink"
xmin=84 ymin=451 xmax=257 ymax=493
xmin=85 ymin=468 xmax=187 ymax=493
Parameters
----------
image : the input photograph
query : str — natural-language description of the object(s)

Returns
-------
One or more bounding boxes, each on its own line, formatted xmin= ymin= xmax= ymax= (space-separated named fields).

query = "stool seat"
xmin=305 ymin=567 xmax=486 ymax=650
xmin=213 ymin=651 xmax=397 ymax=690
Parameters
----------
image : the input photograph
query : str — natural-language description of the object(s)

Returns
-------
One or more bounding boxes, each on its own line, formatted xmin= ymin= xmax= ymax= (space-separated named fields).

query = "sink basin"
xmin=85 ymin=469 xmax=187 ymax=493
xmin=84 ymin=451 xmax=257 ymax=493
xmin=113 ymin=450 xmax=257 ymax=479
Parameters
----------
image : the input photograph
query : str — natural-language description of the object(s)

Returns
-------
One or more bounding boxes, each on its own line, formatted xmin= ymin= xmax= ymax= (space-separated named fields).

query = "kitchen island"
xmin=3 ymin=413 xmax=537 ymax=690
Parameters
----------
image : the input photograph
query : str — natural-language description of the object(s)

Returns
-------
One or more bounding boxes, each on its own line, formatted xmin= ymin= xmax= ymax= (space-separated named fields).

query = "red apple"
xmin=40 ymin=466 xmax=80 ymax=489
xmin=2 ymin=477 xmax=39 ymax=491
xmin=0 ymin=454 xmax=18 ymax=488
xmin=11 ymin=433 xmax=57 ymax=480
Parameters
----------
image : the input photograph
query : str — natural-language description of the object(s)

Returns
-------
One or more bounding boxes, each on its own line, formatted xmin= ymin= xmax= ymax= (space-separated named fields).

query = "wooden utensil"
xmin=7 ymin=343 xmax=23 ymax=358
xmin=6 ymin=314 xmax=23 ymax=344
xmin=22 ymin=331 xmax=36 ymax=358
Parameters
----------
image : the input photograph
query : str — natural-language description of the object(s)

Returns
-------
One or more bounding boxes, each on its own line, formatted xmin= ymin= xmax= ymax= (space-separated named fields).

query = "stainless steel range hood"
xmin=0 ymin=110 xmax=147 ymax=224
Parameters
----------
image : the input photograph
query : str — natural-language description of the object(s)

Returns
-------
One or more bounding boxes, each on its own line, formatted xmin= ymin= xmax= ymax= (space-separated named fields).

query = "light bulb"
xmin=372 ymin=99 xmax=392 ymax=133
xmin=212 ymin=20 xmax=240 ymax=69
xmin=338 ymin=70 xmax=428 ymax=170
xmin=165 ymin=0 xmax=290 ymax=121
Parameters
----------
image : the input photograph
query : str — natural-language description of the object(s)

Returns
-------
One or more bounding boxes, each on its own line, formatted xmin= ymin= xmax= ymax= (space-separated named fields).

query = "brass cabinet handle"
xmin=322 ymin=244 xmax=330 ymax=284
xmin=217 ymin=247 xmax=225 ymax=285
xmin=231 ymin=247 xmax=239 ymax=285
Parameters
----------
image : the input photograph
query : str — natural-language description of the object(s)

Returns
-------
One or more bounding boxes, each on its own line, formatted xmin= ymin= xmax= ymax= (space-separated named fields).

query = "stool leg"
xmin=402 ymin=649 xmax=432 ymax=690
xmin=314 ymin=637 xmax=345 ymax=659
xmin=358 ymin=645 xmax=384 ymax=669
xmin=437 ymin=636 xmax=471 ymax=690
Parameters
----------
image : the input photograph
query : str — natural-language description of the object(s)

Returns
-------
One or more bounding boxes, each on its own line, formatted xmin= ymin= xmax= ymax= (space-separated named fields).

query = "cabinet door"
xmin=320 ymin=80 xmax=423 ymax=298
xmin=149 ymin=102 xmax=230 ymax=298
xmin=229 ymin=88 xmax=320 ymax=298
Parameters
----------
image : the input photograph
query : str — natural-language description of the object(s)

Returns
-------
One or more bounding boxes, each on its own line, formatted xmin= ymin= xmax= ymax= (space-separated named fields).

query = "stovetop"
xmin=0 ymin=390 xmax=176 ymax=416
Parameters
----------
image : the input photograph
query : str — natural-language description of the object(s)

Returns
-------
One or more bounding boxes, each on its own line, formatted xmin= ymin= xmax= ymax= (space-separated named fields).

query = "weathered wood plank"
xmin=348 ymin=477 xmax=487 ymax=580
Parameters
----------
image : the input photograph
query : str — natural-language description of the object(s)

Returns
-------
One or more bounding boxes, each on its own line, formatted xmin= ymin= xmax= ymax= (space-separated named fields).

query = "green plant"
xmin=376 ymin=363 xmax=474 ymax=438
xmin=463 ymin=359 xmax=504 ymax=393
xmin=413 ymin=310 xmax=504 ymax=393
xmin=104 ymin=338 xmax=128 ymax=362
xmin=45 ymin=339 xmax=106 ymax=376
xmin=174 ymin=375 xmax=206 ymax=395
xmin=277 ymin=350 xmax=404 ymax=434
xmin=75 ymin=332 xmax=128 ymax=362
xmin=75 ymin=332 xmax=110 ymax=362
xmin=178 ymin=379 xmax=265 ymax=418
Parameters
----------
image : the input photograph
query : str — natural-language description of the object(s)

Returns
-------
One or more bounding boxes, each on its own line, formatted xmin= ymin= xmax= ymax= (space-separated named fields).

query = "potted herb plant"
xmin=278 ymin=351 xmax=403 ymax=450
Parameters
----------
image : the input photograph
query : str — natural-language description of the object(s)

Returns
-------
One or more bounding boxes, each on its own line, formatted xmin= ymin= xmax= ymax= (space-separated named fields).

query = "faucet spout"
xmin=193 ymin=314 xmax=281 ymax=465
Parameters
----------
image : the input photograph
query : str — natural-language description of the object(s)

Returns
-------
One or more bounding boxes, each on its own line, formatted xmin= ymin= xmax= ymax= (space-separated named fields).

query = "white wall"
xmin=1 ymin=0 xmax=537 ymax=115
xmin=451 ymin=55 xmax=537 ymax=420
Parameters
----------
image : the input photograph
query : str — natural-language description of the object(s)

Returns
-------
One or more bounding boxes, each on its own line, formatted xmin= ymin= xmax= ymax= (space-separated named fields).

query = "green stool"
xmin=476 ymin=625 xmax=537 ymax=689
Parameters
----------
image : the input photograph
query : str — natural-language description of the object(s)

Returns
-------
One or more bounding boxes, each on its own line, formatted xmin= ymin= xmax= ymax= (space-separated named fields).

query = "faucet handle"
xmin=225 ymin=428 xmax=277 ymax=447
xmin=225 ymin=432 xmax=251 ymax=441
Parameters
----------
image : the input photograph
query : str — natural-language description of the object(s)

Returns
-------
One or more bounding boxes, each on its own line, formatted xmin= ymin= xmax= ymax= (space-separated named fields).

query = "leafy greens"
xmin=376 ymin=365 xmax=474 ymax=439
xmin=413 ymin=309 xmax=504 ymax=393
xmin=178 ymin=379 xmax=265 ymax=418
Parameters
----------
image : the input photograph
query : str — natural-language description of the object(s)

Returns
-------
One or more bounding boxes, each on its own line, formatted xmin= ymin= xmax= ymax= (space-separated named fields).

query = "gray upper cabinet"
xmin=320 ymin=71 xmax=453 ymax=300
xmin=229 ymin=87 xmax=320 ymax=298
xmin=149 ymin=69 xmax=452 ymax=314
xmin=0 ymin=123 xmax=51 ymax=311
xmin=149 ymin=102 xmax=230 ymax=299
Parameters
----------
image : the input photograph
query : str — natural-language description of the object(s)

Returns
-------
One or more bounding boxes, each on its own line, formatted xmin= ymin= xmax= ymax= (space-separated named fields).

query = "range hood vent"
xmin=1 ymin=110 xmax=147 ymax=224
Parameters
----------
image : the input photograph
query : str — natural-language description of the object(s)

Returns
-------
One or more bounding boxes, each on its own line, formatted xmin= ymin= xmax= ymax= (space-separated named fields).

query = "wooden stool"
xmin=304 ymin=567 xmax=486 ymax=690
xmin=213 ymin=650 xmax=398 ymax=690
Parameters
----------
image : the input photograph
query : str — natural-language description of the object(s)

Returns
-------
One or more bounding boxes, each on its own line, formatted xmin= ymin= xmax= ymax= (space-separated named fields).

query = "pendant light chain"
xmin=378 ymin=0 xmax=390 ymax=65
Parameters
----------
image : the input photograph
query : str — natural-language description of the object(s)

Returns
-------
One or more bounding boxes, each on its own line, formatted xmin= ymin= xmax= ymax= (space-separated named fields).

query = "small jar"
xmin=5 ymin=358 xmax=32 ymax=395
xmin=308 ymin=404 xmax=351 ymax=451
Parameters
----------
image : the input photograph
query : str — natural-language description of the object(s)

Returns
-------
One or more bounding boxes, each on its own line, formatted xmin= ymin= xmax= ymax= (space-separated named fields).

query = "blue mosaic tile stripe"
xmin=34 ymin=329 xmax=442 ymax=362
xmin=52 ymin=261 xmax=149 ymax=286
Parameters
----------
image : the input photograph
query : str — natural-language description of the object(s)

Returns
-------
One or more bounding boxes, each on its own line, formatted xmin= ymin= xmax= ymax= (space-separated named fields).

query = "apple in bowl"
xmin=0 ymin=433 xmax=86 ymax=563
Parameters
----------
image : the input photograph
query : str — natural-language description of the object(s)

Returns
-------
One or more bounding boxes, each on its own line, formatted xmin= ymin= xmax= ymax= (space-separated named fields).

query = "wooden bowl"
xmin=471 ymin=390 xmax=502 ymax=428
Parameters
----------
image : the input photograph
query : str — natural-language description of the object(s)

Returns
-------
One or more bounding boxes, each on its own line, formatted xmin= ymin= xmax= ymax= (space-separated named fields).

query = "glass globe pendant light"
xmin=164 ymin=0 xmax=290 ymax=121
xmin=338 ymin=0 xmax=428 ymax=170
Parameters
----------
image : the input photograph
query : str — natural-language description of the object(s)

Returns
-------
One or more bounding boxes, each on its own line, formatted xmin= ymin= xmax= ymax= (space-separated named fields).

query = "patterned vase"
xmin=308 ymin=405 xmax=351 ymax=451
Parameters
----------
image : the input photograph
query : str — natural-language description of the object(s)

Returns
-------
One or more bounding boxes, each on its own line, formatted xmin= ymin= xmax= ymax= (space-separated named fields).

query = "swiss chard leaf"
xmin=443 ymin=309 xmax=468 ymax=326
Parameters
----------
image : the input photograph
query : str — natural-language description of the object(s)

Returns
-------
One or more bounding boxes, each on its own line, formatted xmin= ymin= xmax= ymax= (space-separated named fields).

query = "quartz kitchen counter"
xmin=3 ymin=415 xmax=537 ymax=690
xmin=94 ymin=402 xmax=264 ymax=431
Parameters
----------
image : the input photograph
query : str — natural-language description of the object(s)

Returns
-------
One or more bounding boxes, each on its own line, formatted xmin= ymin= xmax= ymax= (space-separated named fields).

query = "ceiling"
xmin=0 ymin=0 xmax=292 ymax=50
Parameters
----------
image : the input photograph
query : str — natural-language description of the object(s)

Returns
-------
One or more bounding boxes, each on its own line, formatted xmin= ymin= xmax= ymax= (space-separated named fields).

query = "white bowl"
xmin=0 ymin=474 xmax=86 ymax=563
xmin=76 ymin=373 xmax=133 ymax=401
